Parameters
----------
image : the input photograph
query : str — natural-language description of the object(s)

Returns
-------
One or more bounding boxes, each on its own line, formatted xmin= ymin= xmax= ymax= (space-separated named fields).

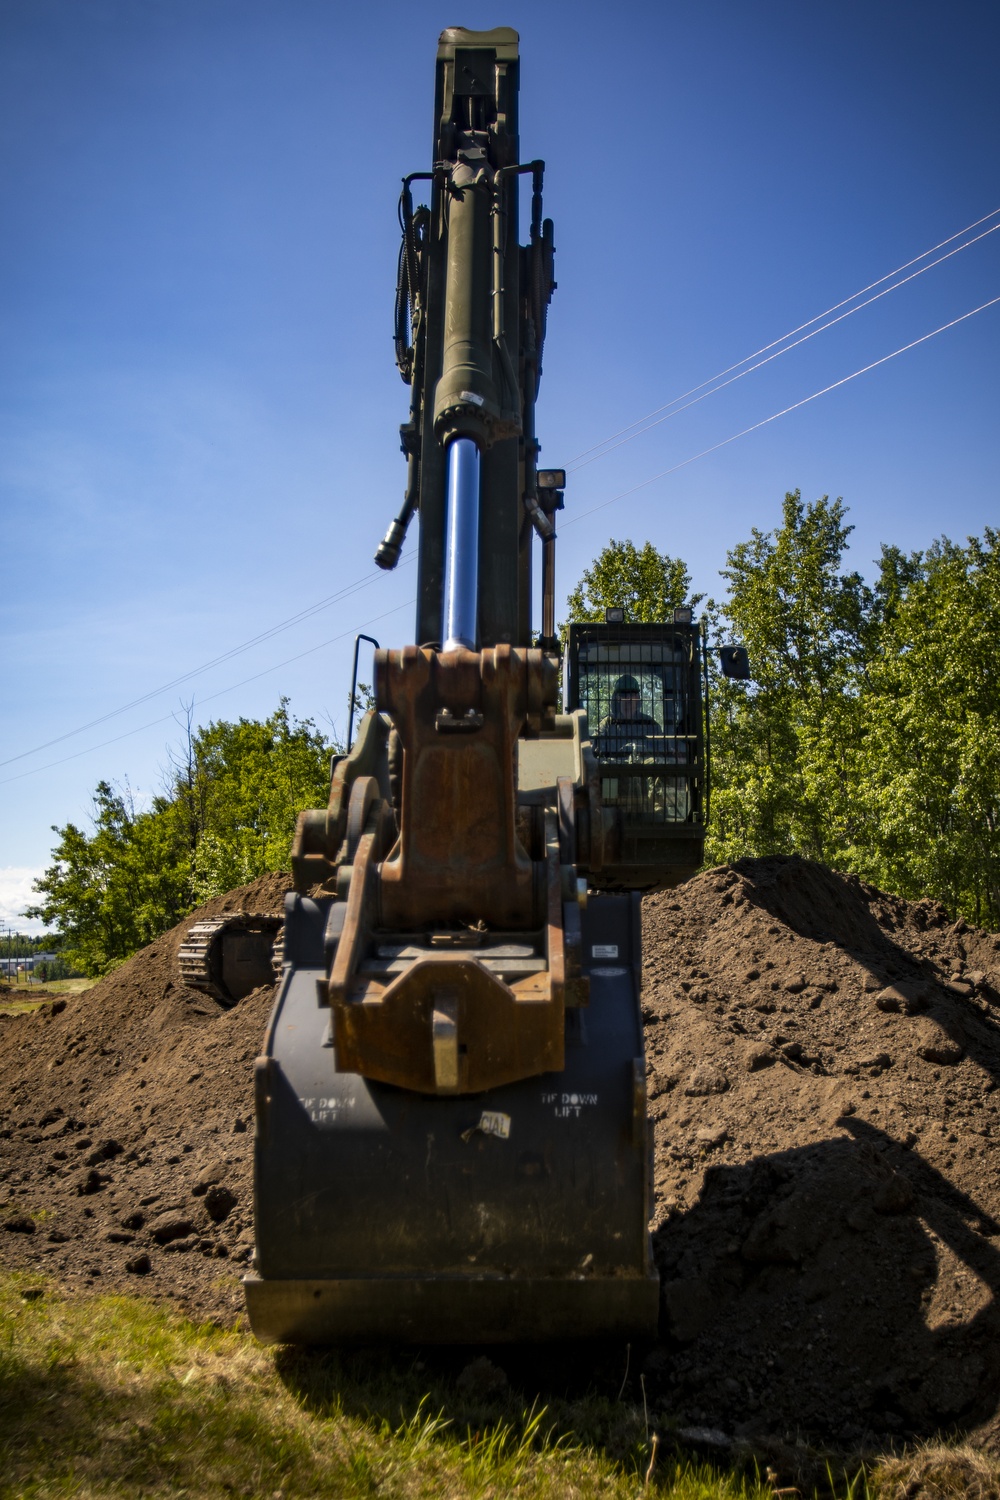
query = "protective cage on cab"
xmin=566 ymin=619 xmax=707 ymax=891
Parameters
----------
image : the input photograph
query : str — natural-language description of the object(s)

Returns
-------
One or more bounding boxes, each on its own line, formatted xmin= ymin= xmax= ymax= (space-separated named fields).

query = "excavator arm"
xmin=245 ymin=27 xmax=663 ymax=1345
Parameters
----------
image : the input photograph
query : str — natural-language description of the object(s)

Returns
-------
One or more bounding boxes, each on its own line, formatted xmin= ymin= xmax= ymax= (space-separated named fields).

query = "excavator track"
xmin=178 ymin=915 xmax=282 ymax=1007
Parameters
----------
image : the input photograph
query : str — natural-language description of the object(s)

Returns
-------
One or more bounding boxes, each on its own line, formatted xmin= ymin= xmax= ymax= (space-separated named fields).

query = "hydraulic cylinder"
xmin=442 ymin=436 xmax=480 ymax=650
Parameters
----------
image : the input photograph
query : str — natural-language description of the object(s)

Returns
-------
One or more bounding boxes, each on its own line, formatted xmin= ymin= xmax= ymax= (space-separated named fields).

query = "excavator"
xmin=238 ymin=27 xmax=748 ymax=1344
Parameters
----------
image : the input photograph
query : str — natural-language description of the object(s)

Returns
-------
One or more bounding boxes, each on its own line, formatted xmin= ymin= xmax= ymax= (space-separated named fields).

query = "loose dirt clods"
xmin=643 ymin=857 xmax=1000 ymax=1452
xmin=4 ymin=856 xmax=1000 ymax=1456
xmin=0 ymin=873 xmax=288 ymax=1320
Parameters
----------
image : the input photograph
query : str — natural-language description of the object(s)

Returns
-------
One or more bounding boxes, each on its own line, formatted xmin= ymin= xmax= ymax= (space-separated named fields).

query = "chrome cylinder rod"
xmin=441 ymin=436 xmax=480 ymax=651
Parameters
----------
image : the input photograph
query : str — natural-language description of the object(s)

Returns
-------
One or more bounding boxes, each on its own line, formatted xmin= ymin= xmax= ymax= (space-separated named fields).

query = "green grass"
xmin=5 ymin=1272 xmax=976 ymax=1500
xmin=0 ymin=997 xmax=46 ymax=1016
xmin=0 ymin=978 xmax=94 ymax=1014
xmin=35 ymin=979 xmax=95 ymax=995
xmin=0 ymin=978 xmax=93 ymax=1015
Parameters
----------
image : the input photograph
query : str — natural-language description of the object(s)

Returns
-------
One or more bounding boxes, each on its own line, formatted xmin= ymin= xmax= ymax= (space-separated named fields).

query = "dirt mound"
xmin=643 ymin=857 xmax=1000 ymax=1449
xmin=3 ymin=856 xmax=1000 ymax=1450
xmin=0 ymin=872 xmax=290 ymax=1320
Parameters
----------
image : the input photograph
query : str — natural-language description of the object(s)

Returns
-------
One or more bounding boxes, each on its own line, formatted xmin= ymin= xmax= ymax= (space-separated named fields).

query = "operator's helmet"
xmin=612 ymin=674 xmax=641 ymax=703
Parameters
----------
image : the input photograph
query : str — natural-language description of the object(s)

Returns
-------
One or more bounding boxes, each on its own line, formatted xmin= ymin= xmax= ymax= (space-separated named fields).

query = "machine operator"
xmin=593 ymin=674 xmax=663 ymax=762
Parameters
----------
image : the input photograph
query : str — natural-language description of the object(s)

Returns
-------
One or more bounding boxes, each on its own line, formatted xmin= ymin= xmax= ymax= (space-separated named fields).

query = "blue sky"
xmin=2 ymin=0 xmax=998 ymax=928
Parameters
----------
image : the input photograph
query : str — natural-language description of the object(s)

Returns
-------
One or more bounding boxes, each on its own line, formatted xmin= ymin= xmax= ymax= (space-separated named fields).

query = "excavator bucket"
xmin=245 ymin=889 xmax=656 ymax=1343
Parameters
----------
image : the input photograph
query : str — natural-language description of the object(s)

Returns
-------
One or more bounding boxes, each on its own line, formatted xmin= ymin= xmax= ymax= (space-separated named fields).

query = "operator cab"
xmin=566 ymin=612 xmax=706 ymax=890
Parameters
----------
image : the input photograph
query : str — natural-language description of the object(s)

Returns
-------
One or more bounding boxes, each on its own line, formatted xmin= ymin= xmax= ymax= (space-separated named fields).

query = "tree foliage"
xmin=26 ymin=782 xmax=191 ymax=977
xmin=565 ymin=502 xmax=1000 ymax=929
xmin=706 ymin=492 xmax=872 ymax=864
xmin=852 ymin=531 xmax=1000 ymax=926
xmin=179 ymin=703 xmax=332 ymax=902
xmin=564 ymin=538 xmax=701 ymax=627
xmin=707 ymin=502 xmax=1000 ymax=929
xmin=28 ymin=701 xmax=333 ymax=975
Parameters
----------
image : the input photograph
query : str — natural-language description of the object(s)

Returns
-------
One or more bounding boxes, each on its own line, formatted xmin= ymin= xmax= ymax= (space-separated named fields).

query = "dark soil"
xmin=0 ymin=874 xmax=288 ymax=1322
xmin=3 ymin=857 xmax=1000 ymax=1453
xmin=643 ymin=858 xmax=1000 ymax=1452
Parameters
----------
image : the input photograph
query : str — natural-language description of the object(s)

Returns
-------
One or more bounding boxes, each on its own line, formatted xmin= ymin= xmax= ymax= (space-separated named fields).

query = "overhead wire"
xmin=4 ymin=210 xmax=996 ymax=782
xmin=567 ymin=219 xmax=1000 ymax=474
xmin=0 ymin=597 xmax=416 ymax=787
xmin=566 ymin=204 xmax=1000 ymax=470
xmin=11 ymin=289 xmax=995 ymax=792
xmin=0 ymin=552 xmax=416 ymax=770
xmin=561 ymin=294 xmax=1000 ymax=531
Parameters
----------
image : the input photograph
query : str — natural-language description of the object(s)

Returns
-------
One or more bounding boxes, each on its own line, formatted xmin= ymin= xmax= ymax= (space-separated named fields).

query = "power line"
xmin=6 ymin=210 xmax=996 ymax=780
xmin=12 ymin=291 xmax=995 ymax=793
xmin=0 ymin=553 xmax=415 ymax=771
xmin=562 ymin=293 xmax=1000 ymax=530
xmin=568 ymin=220 xmax=1000 ymax=474
xmin=0 ymin=598 xmax=416 ymax=788
xmin=567 ymin=205 xmax=1000 ymax=470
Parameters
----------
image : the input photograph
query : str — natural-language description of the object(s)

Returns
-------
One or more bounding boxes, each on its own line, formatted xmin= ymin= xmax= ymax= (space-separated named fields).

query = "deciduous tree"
xmin=854 ymin=531 xmax=1000 ymax=926
xmin=185 ymin=701 xmax=332 ymax=900
xmin=564 ymin=538 xmax=700 ymax=627
xmin=705 ymin=491 xmax=872 ymax=865
xmin=29 ymin=701 xmax=334 ymax=971
xmin=26 ymin=782 xmax=190 ymax=976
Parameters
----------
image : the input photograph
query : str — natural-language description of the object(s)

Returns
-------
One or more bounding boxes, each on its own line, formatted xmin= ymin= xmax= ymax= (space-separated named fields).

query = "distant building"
xmin=1 ymin=953 xmax=59 ymax=974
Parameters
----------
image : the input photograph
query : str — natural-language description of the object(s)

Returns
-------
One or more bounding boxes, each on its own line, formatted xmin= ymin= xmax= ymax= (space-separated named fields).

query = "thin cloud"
xmin=0 ymin=867 xmax=47 ymax=932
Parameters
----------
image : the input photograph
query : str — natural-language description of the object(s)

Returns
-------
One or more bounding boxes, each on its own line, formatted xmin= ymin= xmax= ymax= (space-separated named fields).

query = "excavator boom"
xmin=244 ymin=26 xmax=674 ymax=1345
